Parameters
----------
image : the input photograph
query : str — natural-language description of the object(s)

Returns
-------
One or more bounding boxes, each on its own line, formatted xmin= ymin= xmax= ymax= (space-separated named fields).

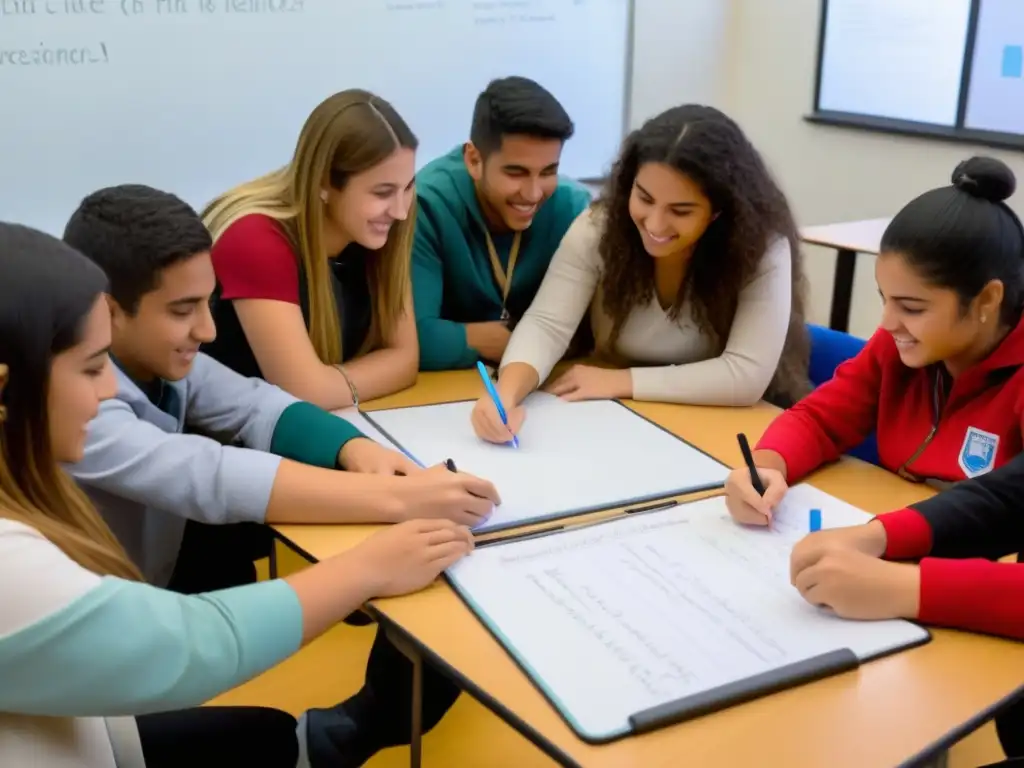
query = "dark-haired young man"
xmin=412 ymin=76 xmax=592 ymax=370
xmin=61 ymin=183 xmax=498 ymax=766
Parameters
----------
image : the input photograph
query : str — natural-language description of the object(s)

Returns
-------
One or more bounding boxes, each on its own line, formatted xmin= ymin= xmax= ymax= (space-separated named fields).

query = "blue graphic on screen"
xmin=1002 ymin=45 xmax=1023 ymax=78
xmin=964 ymin=0 xmax=1024 ymax=135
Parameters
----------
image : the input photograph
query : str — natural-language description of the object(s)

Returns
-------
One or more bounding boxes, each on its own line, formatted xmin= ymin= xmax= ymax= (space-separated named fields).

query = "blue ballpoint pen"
xmin=476 ymin=360 xmax=519 ymax=448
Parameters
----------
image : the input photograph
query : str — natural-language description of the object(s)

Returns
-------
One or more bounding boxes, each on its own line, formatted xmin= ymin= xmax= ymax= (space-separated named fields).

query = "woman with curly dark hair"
xmin=470 ymin=104 xmax=810 ymax=444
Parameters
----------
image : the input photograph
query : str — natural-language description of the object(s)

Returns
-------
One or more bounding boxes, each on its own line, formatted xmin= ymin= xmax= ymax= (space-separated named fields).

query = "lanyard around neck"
xmin=484 ymin=230 xmax=522 ymax=321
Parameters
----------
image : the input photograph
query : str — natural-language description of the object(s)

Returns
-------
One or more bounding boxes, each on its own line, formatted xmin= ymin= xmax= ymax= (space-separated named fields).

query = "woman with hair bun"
xmin=726 ymin=155 xmax=1024 ymax=528
xmin=725 ymin=156 xmax=1024 ymax=764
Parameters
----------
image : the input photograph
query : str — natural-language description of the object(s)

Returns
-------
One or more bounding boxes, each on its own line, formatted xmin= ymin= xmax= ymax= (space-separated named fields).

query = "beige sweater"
xmin=501 ymin=208 xmax=793 ymax=406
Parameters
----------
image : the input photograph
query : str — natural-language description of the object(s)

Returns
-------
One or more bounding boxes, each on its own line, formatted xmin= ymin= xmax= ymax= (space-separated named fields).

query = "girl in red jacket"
xmin=725 ymin=156 xmax=1024 ymax=761
xmin=727 ymin=155 xmax=1024 ymax=527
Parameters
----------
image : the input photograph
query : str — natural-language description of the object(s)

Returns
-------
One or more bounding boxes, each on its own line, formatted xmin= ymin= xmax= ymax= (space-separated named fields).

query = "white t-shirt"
xmin=0 ymin=518 xmax=139 ymax=768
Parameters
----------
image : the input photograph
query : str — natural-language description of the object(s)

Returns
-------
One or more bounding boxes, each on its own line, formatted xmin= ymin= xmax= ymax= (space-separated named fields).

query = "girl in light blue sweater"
xmin=0 ymin=222 xmax=474 ymax=767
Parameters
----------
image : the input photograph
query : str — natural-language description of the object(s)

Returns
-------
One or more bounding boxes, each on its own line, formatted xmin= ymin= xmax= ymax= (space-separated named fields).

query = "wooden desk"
xmin=275 ymin=373 xmax=1024 ymax=768
xmin=801 ymin=217 xmax=891 ymax=334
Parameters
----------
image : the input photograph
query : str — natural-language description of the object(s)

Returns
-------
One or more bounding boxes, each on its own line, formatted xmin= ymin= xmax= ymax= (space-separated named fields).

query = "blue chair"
xmin=807 ymin=324 xmax=881 ymax=466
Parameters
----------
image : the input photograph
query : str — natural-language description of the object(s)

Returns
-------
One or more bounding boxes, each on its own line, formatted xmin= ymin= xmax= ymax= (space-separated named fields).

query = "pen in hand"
xmin=736 ymin=432 xmax=766 ymax=495
xmin=476 ymin=360 xmax=519 ymax=448
xmin=736 ymin=432 xmax=772 ymax=527
xmin=444 ymin=458 xmax=493 ymax=510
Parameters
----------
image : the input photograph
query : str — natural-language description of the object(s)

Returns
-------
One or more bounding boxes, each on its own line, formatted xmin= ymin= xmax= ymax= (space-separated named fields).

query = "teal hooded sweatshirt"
xmin=411 ymin=145 xmax=592 ymax=370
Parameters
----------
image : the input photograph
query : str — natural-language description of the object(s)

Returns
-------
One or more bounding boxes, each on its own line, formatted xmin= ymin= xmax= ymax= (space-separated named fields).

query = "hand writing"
xmin=724 ymin=466 xmax=787 ymax=526
xmin=470 ymin=394 xmax=525 ymax=444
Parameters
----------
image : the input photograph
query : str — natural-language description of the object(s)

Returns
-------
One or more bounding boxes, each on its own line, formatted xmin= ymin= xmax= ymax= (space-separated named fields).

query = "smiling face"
xmin=875 ymin=251 xmax=1004 ymax=374
xmin=324 ymin=147 xmax=416 ymax=252
xmin=465 ymin=134 xmax=564 ymax=232
xmin=48 ymin=295 xmax=118 ymax=463
xmin=109 ymin=251 xmax=217 ymax=383
xmin=628 ymin=162 xmax=716 ymax=258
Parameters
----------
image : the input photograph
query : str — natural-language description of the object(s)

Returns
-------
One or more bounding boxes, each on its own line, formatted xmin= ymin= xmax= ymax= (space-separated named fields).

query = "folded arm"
xmin=209 ymin=213 xmax=416 ymax=409
xmin=328 ymin=283 xmax=419 ymax=401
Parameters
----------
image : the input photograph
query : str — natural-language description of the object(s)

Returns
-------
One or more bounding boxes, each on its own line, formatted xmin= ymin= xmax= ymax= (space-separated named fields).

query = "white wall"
xmin=628 ymin=0 xmax=734 ymax=128
xmin=724 ymin=0 xmax=1024 ymax=337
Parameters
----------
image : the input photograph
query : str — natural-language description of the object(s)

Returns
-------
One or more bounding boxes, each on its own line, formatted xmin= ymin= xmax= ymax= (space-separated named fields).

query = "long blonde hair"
xmin=0 ymin=224 xmax=141 ymax=580
xmin=202 ymin=89 xmax=419 ymax=364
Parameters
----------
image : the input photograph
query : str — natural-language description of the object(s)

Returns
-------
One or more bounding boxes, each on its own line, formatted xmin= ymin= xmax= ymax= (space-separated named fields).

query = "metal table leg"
xmin=267 ymin=540 xmax=278 ymax=579
xmin=384 ymin=625 xmax=423 ymax=768
xmin=829 ymin=248 xmax=858 ymax=333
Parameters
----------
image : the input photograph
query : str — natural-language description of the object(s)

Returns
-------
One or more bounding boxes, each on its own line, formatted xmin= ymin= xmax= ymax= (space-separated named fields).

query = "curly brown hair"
xmin=595 ymin=104 xmax=811 ymax=406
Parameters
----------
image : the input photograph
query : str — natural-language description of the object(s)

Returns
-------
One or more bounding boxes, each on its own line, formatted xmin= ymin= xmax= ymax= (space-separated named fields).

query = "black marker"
xmin=737 ymin=433 xmax=766 ymax=496
xmin=445 ymin=458 xmax=457 ymax=472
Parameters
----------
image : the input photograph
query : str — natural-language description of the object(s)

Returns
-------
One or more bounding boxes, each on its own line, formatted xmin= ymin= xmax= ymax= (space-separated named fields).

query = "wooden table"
xmin=275 ymin=372 xmax=1024 ymax=768
xmin=801 ymin=217 xmax=891 ymax=333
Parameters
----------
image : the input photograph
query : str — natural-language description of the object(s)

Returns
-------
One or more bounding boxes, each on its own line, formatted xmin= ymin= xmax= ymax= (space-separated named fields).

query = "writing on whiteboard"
xmin=0 ymin=0 xmax=305 ymax=66
xmin=0 ymin=0 xmax=305 ymax=13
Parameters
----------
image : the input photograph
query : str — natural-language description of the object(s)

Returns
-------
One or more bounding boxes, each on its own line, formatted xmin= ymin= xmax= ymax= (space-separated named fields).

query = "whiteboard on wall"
xmin=0 ymin=0 xmax=632 ymax=235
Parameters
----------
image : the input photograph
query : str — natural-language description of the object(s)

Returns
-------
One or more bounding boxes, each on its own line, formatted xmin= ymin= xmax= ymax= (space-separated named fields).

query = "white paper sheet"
xmin=447 ymin=485 xmax=929 ymax=740
xmin=365 ymin=394 xmax=731 ymax=532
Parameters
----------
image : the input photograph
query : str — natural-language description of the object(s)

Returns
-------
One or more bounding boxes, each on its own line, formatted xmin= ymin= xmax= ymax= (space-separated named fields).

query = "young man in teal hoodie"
xmin=412 ymin=76 xmax=592 ymax=370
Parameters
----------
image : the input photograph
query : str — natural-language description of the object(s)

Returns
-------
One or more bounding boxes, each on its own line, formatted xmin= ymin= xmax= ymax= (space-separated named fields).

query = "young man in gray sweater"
xmin=62 ymin=184 xmax=498 ymax=766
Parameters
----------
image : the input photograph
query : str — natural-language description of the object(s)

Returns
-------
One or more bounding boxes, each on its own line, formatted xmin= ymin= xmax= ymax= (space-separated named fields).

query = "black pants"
xmin=166 ymin=519 xmax=461 ymax=751
xmin=997 ymin=697 xmax=1024 ymax=760
xmin=137 ymin=706 xmax=298 ymax=767
xmin=166 ymin=519 xmax=274 ymax=593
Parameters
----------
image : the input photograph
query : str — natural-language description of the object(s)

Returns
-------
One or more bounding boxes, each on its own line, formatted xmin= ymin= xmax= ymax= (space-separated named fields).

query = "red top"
xmin=880 ymin=509 xmax=1024 ymax=639
xmin=204 ymin=214 xmax=374 ymax=379
xmin=756 ymin=320 xmax=1024 ymax=484
xmin=210 ymin=214 xmax=301 ymax=305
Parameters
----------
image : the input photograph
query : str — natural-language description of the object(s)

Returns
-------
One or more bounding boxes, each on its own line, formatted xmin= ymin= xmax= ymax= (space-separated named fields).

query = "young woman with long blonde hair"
xmin=0 ymin=222 xmax=472 ymax=766
xmin=202 ymin=89 xmax=419 ymax=409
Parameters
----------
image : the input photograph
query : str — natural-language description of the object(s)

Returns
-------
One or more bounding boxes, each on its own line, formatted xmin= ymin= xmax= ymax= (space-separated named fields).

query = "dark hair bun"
xmin=952 ymin=156 xmax=1016 ymax=202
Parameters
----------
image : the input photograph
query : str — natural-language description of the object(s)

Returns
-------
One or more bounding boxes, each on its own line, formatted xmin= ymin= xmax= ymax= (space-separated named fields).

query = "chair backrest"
xmin=808 ymin=324 xmax=868 ymax=387
xmin=806 ymin=324 xmax=880 ymax=466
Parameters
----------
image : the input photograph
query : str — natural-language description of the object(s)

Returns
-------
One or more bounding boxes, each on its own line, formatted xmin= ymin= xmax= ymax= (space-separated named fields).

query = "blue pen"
xmin=809 ymin=508 xmax=822 ymax=533
xmin=476 ymin=360 xmax=519 ymax=448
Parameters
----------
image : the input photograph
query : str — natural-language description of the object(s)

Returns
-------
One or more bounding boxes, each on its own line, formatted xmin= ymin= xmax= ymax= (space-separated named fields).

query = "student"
xmin=63 ymin=184 xmax=497 ymax=590
xmin=0 ymin=220 xmax=474 ymax=767
xmin=725 ymin=156 xmax=1024 ymax=527
xmin=412 ymin=75 xmax=593 ymax=370
xmin=471 ymin=104 xmax=810 ymax=442
xmin=61 ymin=185 xmax=498 ymax=762
xmin=201 ymin=89 xmax=419 ymax=410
